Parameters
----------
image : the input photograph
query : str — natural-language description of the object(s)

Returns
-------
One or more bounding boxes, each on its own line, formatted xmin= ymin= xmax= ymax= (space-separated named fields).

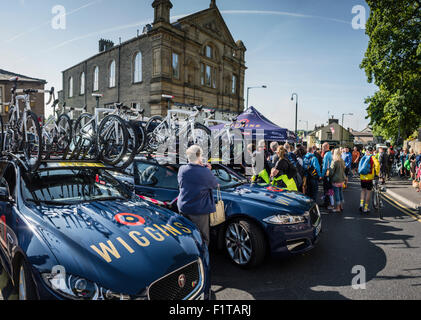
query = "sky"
xmin=0 ymin=0 xmax=376 ymax=132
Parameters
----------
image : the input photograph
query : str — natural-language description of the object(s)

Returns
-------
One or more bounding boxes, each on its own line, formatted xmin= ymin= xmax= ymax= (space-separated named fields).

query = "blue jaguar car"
xmin=0 ymin=159 xmax=210 ymax=300
xmin=118 ymin=156 xmax=322 ymax=268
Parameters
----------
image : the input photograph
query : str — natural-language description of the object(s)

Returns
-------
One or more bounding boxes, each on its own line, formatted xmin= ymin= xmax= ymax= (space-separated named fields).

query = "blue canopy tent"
xmin=209 ymin=106 xmax=296 ymax=143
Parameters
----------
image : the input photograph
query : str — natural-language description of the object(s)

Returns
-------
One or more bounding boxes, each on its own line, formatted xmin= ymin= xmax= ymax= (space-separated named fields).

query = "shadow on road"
xmin=210 ymin=179 xmax=419 ymax=300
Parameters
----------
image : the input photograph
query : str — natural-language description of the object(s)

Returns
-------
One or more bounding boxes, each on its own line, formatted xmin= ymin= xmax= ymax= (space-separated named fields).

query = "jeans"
xmin=333 ymin=185 xmax=344 ymax=205
xmin=306 ymin=178 xmax=319 ymax=202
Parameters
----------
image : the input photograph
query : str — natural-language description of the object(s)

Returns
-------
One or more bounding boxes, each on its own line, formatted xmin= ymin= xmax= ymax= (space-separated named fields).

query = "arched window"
xmin=109 ymin=60 xmax=116 ymax=88
xmin=80 ymin=72 xmax=85 ymax=95
xmin=68 ymin=77 xmax=73 ymax=98
xmin=93 ymin=66 xmax=99 ymax=91
xmin=205 ymin=45 xmax=213 ymax=59
xmin=133 ymin=52 xmax=142 ymax=83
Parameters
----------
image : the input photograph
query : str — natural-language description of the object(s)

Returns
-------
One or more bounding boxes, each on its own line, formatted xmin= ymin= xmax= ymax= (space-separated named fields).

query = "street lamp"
xmin=246 ymin=85 xmax=267 ymax=110
xmin=291 ymin=93 xmax=298 ymax=142
xmin=341 ymin=113 xmax=354 ymax=146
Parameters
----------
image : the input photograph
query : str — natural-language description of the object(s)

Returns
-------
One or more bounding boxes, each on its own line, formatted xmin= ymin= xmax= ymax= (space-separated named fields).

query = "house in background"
xmin=306 ymin=118 xmax=354 ymax=148
xmin=61 ymin=0 xmax=247 ymax=117
xmin=350 ymin=126 xmax=374 ymax=146
xmin=0 ymin=69 xmax=46 ymax=123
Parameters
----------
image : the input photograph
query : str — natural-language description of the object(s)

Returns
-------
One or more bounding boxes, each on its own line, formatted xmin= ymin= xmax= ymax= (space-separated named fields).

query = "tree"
xmin=361 ymin=0 xmax=421 ymax=144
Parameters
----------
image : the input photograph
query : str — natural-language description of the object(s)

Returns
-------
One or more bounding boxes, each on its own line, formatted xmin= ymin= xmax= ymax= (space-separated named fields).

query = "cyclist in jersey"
xmin=359 ymin=146 xmax=380 ymax=214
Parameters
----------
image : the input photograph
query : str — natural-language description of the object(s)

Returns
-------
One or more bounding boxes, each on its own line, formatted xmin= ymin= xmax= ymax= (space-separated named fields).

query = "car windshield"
xmin=21 ymin=168 xmax=132 ymax=205
xmin=211 ymin=166 xmax=245 ymax=189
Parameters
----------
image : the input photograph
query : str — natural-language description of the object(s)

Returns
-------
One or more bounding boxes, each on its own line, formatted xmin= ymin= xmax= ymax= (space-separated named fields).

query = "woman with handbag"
xmin=177 ymin=145 xmax=219 ymax=247
xmin=329 ymin=149 xmax=347 ymax=213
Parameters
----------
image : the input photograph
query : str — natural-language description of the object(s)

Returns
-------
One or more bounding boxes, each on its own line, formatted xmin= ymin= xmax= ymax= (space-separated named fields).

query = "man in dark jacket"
xmin=177 ymin=145 xmax=218 ymax=246
xmin=378 ymin=147 xmax=388 ymax=184
xmin=303 ymin=147 xmax=322 ymax=202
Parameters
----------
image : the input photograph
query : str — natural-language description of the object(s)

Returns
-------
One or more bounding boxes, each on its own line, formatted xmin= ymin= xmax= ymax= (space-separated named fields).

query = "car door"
xmin=0 ymin=163 xmax=17 ymax=274
xmin=133 ymin=161 xmax=179 ymax=204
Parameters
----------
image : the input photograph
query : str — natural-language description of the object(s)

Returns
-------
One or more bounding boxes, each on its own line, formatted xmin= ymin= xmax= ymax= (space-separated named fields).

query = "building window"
xmin=201 ymin=63 xmax=217 ymax=89
xmin=133 ymin=52 xmax=142 ymax=83
xmin=232 ymin=75 xmax=237 ymax=94
xmin=69 ymin=77 xmax=73 ymax=98
xmin=172 ymin=53 xmax=180 ymax=79
xmin=80 ymin=72 xmax=85 ymax=95
xmin=93 ymin=66 xmax=99 ymax=92
xmin=109 ymin=60 xmax=116 ymax=88
xmin=327 ymin=132 xmax=333 ymax=140
xmin=205 ymin=45 xmax=213 ymax=59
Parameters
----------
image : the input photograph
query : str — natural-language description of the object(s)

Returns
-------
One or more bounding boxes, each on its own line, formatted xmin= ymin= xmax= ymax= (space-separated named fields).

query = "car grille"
xmin=309 ymin=205 xmax=320 ymax=226
xmin=148 ymin=260 xmax=202 ymax=300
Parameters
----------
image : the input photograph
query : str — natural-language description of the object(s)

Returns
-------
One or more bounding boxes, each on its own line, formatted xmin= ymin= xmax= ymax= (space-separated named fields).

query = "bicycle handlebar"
xmin=15 ymin=87 xmax=55 ymax=105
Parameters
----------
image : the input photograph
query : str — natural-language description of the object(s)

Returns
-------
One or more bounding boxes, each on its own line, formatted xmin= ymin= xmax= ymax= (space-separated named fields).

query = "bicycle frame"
xmin=153 ymin=108 xmax=201 ymax=143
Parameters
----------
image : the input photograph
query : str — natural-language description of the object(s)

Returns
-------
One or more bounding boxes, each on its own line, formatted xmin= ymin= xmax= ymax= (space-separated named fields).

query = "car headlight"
xmin=42 ymin=273 xmax=146 ymax=300
xmin=263 ymin=214 xmax=306 ymax=225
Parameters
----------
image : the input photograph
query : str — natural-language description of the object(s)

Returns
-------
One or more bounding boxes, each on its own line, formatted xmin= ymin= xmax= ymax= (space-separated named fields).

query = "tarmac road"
xmin=210 ymin=177 xmax=421 ymax=300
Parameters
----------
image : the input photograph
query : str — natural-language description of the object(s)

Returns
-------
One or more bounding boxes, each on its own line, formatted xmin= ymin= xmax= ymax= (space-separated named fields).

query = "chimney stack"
xmin=99 ymin=39 xmax=114 ymax=52
xmin=152 ymin=0 xmax=173 ymax=25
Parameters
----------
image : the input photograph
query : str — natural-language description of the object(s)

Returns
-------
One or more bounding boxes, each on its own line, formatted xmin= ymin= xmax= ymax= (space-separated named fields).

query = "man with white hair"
xmin=177 ymin=145 xmax=218 ymax=246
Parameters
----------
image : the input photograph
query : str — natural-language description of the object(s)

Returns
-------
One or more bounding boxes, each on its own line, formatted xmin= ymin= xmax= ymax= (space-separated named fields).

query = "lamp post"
xmin=246 ymin=85 xmax=267 ymax=110
xmin=341 ymin=113 xmax=353 ymax=146
xmin=291 ymin=93 xmax=298 ymax=142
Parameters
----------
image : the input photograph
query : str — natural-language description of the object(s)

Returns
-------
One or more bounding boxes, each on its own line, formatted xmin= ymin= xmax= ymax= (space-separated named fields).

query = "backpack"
xmin=358 ymin=155 xmax=372 ymax=175
xmin=303 ymin=155 xmax=318 ymax=179
xmin=286 ymin=160 xmax=297 ymax=180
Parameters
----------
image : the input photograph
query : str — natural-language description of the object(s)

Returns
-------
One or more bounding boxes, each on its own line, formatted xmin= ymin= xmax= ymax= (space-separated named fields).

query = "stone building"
xmin=306 ymin=118 xmax=355 ymax=148
xmin=61 ymin=0 xmax=247 ymax=117
xmin=0 ymin=69 xmax=46 ymax=123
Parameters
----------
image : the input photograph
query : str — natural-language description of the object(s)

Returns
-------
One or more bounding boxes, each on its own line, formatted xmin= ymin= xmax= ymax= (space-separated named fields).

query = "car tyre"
xmin=17 ymin=259 xmax=37 ymax=300
xmin=224 ymin=219 xmax=266 ymax=268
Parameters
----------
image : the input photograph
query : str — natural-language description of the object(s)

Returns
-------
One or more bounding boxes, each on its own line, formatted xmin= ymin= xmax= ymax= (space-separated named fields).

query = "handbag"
xmin=210 ymin=186 xmax=225 ymax=227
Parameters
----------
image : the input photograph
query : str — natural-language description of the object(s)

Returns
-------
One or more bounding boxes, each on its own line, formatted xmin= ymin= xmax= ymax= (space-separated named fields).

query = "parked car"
xmin=118 ymin=156 xmax=322 ymax=268
xmin=0 ymin=159 xmax=210 ymax=300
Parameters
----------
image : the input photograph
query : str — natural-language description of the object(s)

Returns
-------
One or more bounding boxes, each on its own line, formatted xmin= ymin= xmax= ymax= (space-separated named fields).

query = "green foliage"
xmin=361 ymin=0 xmax=421 ymax=144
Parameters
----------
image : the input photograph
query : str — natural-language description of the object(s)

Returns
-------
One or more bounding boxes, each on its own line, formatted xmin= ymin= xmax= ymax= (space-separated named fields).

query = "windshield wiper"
xmin=85 ymin=196 xmax=127 ymax=203
xmin=25 ymin=199 xmax=76 ymax=206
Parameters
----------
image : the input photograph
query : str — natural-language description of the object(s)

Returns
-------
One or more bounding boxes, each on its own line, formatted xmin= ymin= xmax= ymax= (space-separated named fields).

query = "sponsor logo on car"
xmin=90 ymin=220 xmax=193 ymax=263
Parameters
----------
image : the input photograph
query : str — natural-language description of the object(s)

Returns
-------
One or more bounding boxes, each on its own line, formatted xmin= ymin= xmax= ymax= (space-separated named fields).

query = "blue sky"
xmin=0 ymin=0 xmax=376 ymax=131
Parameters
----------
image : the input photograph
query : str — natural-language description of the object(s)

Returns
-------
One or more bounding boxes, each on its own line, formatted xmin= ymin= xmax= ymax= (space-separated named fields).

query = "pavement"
xmin=384 ymin=177 xmax=421 ymax=211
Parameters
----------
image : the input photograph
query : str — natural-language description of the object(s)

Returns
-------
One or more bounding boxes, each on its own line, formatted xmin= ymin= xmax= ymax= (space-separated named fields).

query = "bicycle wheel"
xmin=132 ymin=121 xmax=146 ymax=154
xmin=97 ymin=114 xmax=128 ymax=165
xmin=372 ymin=189 xmax=380 ymax=212
xmin=72 ymin=113 xmax=95 ymax=160
xmin=115 ymin=121 xmax=138 ymax=170
xmin=4 ymin=109 xmax=18 ymax=154
xmin=185 ymin=123 xmax=211 ymax=159
xmin=21 ymin=111 xmax=42 ymax=171
xmin=56 ymin=114 xmax=73 ymax=159
xmin=146 ymin=116 xmax=168 ymax=152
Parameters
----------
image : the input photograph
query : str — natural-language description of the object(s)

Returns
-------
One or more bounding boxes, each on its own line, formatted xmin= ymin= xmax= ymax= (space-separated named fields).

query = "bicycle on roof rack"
xmin=203 ymin=109 xmax=245 ymax=163
xmin=2 ymin=76 xmax=54 ymax=171
xmin=40 ymin=91 xmax=75 ymax=161
xmin=105 ymin=102 xmax=147 ymax=169
xmin=71 ymin=94 xmax=136 ymax=167
xmin=145 ymin=105 xmax=211 ymax=155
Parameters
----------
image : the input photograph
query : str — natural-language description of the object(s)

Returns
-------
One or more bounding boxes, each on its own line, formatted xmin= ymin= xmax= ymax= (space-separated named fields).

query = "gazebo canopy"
xmin=210 ymin=106 xmax=296 ymax=143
